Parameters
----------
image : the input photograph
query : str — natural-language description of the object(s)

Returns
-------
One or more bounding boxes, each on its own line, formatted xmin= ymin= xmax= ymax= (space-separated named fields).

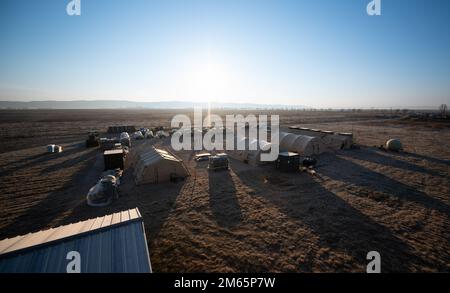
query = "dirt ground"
xmin=0 ymin=109 xmax=449 ymax=272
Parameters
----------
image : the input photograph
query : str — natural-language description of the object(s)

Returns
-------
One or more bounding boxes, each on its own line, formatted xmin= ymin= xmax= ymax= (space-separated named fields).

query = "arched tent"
xmin=287 ymin=126 xmax=353 ymax=150
xmin=145 ymin=130 xmax=154 ymax=138
xmin=320 ymin=134 xmax=347 ymax=150
xmin=247 ymin=139 xmax=274 ymax=165
xmin=228 ymin=138 xmax=274 ymax=165
xmin=134 ymin=147 xmax=189 ymax=185
xmin=132 ymin=131 xmax=144 ymax=140
xmin=279 ymin=132 xmax=323 ymax=156
xmin=246 ymin=139 xmax=260 ymax=165
xmin=155 ymin=130 xmax=169 ymax=138
xmin=280 ymin=133 xmax=298 ymax=151
xmin=228 ymin=137 xmax=249 ymax=162
xmin=120 ymin=132 xmax=130 ymax=140
xmin=291 ymin=135 xmax=322 ymax=155
xmin=120 ymin=132 xmax=131 ymax=147
xmin=248 ymin=138 xmax=259 ymax=150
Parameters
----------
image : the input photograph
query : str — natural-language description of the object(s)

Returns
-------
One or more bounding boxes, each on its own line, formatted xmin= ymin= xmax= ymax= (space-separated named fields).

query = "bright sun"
xmin=181 ymin=53 xmax=231 ymax=102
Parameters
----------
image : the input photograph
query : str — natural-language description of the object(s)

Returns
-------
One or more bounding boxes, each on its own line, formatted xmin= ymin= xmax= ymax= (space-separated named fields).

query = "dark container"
xmin=208 ymin=153 xmax=229 ymax=171
xmin=276 ymin=152 xmax=300 ymax=172
xmin=104 ymin=149 xmax=124 ymax=171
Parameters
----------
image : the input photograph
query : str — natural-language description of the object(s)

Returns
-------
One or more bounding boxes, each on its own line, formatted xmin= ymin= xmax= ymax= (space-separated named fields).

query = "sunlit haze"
xmin=0 ymin=0 xmax=449 ymax=108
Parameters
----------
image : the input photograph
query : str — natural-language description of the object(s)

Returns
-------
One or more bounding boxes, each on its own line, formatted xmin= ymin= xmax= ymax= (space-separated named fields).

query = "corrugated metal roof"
xmin=0 ymin=208 xmax=152 ymax=273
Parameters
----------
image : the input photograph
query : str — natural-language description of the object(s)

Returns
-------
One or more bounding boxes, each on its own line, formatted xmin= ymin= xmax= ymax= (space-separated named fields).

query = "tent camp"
xmin=279 ymin=132 xmax=324 ymax=156
xmin=134 ymin=147 xmax=189 ymax=185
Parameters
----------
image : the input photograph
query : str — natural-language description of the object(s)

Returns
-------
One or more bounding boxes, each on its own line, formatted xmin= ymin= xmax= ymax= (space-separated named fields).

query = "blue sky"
xmin=0 ymin=0 xmax=449 ymax=108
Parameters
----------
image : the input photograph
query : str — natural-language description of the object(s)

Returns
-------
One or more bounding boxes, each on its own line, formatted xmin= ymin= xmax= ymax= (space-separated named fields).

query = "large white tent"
xmin=228 ymin=137 xmax=274 ymax=165
xmin=134 ymin=147 xmax=189 ymax=185
xmin=279 ymin=132 xmax=324 ymax=156
xmin=287 ymin=126 xmax=353 ymax=150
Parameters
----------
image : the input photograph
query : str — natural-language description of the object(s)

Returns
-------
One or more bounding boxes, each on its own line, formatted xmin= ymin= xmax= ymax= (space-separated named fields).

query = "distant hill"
xmin=0 ymin=100 xmax=307 ymax=110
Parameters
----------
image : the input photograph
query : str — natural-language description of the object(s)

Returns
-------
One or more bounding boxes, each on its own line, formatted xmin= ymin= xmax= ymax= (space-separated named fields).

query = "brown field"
xmin=0 ymin=109 xmax=449 ymax=272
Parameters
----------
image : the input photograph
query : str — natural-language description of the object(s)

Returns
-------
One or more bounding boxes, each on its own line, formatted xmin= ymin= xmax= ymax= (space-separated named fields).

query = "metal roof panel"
xmin=0 ymin=208 xmax=151 ymax=273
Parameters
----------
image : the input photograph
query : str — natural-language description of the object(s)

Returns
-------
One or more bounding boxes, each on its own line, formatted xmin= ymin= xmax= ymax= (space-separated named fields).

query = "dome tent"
xmin=132 ymin=131 xmax=144 ymax=140
xmin=287 ymin=126 xmax=353 ymax=150
xmin=120 ymin=132 xmax=131 ymax=147
xmin=228 ymin=137 xmax=249 ymax=162
xmin=280 ymin=133 xmax=298 ymax=151
xmin=386 ymin=139 xmax=402 ymax=151
xmin=247 ymin=139 xmax=274 ymax=165
xmin=279 ymin=132 xmax=323 ymax=156
xmin=227 ymin=137 xmax=274 ymax=165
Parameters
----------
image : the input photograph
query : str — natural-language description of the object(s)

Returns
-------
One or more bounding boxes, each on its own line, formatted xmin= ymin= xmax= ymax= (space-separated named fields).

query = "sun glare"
xmin=182 ymin=53 xmax=231 ymax=102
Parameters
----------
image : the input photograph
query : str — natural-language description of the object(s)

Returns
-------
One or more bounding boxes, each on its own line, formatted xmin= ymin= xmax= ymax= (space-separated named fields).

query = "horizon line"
xmin=0 ymin=99 xmax=444 ymax=111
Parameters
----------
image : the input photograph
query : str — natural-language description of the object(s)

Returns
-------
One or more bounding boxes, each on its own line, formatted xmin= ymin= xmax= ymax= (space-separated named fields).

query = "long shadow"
xmin=236 ymin=169 xmax=439 ymax=272
xmin=194 ymin=161 xmax=209 ymax=170
xmin=341 ymin=148 xmax=445 ymax=177
xmin=40 ymin=147 xmax=98 ymax=174
xmin=320 ymin=154 xmax=450 ymax=215
xmin=208 ymin=169 xmax=242 ymax=228
xmin=57 ymin=163 xmax=186 ymax=245
xmin=0 ymin=145 xmax=99 ymax=239
xmin=0 ymin=142 xmax=86 ymax=178
xmin=399 ymin=151 xmax=450 ymax=167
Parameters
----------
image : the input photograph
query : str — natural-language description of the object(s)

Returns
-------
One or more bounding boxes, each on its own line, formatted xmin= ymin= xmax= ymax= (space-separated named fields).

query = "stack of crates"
xmin=208 ymin=153 xmax=229 ymax=171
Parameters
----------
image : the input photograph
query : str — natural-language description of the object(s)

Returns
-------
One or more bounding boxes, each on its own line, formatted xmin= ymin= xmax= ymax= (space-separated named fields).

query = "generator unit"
xmin=275 ymin=152 xmax=300 ymax=172
xmin=208 ymin=153 xmax=229 ymax=171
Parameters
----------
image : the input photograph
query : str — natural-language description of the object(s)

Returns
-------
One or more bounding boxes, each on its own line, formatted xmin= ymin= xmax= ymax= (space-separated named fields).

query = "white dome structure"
xmin=228 ymin=137 xmax=274 ymax=165
xmin=386 ymin=139 xmax=402 ymax=151
xmin=279 ymin=132 xmax=323 ymax=156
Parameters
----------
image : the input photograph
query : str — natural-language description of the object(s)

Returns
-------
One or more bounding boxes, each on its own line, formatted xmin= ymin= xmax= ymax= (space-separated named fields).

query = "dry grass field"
xmin=0 ymin=109 xmax=449 ymax=272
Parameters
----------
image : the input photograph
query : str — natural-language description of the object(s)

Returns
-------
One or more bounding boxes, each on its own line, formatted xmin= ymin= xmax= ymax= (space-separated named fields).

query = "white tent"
xmin=228 ymin=137 xmax=274 ymax=165
xmin=132 ymin=131 xmax=144 ymax=140
xmin=145 ymin=130 xmax=154 ymax=138
xmin=228 ymin=137 xmax=249 ymax=162
xmin=279 ymin=133 xmax=298 ymax=150
xmin=134 ymin=147 xmax=189 ymax=185
xmin=287 ymin=126 xmax=353 ymax=150
xmin=279 ymin=132 xmax=324 ymax=156
xmin=155 ymin=130 xmax=170 ymax=138
xmin=120 ymin=132 xmax=130 ymax=140
xmin=247 ymin=139 xmax=274 ymax=165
